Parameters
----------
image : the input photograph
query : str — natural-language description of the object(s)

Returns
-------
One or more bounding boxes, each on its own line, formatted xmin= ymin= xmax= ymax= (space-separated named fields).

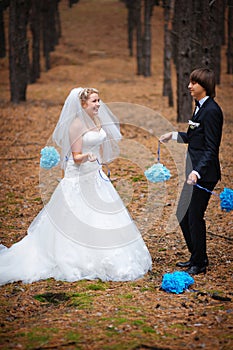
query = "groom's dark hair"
xmin=190 ymin=68 xmax=216 ymax=98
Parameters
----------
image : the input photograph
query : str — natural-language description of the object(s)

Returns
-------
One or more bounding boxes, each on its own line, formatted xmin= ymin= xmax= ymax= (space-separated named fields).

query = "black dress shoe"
xmin=176 ymin=260 xmax=191 ymax=268
xmin=176 ymin=258 xmax=209 ymax=268
xmin=186 ymin=265 xmax=206 ymax=275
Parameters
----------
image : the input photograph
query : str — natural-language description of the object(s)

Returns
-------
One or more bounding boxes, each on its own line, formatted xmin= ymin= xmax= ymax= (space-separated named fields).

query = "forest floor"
xmin=0 ymin=1 xmax=232 ymax=349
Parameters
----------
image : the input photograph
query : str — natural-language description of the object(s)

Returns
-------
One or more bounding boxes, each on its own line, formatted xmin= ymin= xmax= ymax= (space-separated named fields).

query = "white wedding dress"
xmin=0 ymin=129 xmax=152 ymax=285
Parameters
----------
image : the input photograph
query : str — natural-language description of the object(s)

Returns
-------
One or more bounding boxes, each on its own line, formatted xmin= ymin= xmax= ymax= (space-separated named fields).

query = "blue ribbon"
xmin=96 ymin=159 xmax=111 ymax=182
xmin=157 ymin=141 xmax=160 ymax=163
xmin=194 ymin=183 xmax=218 ymax=196
xmin=194 ymin=184 xmax=233 ymax=212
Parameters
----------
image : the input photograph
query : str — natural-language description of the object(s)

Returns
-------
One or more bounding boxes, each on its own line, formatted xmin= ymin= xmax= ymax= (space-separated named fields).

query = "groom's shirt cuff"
xmin=192 ymin=170 xmax=201 ymax=179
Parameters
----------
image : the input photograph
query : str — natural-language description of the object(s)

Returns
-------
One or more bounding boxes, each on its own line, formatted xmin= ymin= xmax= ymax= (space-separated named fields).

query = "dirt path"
xmin=0 ymin=1 xmax=232 ymax=349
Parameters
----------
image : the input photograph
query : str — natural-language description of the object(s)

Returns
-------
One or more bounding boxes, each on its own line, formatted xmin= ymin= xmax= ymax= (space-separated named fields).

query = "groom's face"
xmin=188 ymin=81 xmax=206 ymax=101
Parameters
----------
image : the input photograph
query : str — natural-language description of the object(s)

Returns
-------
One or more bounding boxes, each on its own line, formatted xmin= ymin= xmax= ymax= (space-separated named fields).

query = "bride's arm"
xmin=69 ymin=119 xmax=96 ymax=164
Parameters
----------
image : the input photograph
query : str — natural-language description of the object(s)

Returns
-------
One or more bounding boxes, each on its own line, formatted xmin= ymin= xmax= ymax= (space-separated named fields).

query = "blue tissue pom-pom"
xmin=161 ymin=271 xmax=194 ymax=294
xmin=220 ymin=187 xmax=233 ymax=212
xmin=40 ymin=146 xmax=60 ymax=169
xmin=144 ymin=163 xmax=171 ymax=183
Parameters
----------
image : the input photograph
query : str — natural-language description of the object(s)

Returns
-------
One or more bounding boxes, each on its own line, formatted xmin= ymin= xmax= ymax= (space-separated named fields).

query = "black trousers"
xmin=176 ymin=181 xmax=217 ymax=267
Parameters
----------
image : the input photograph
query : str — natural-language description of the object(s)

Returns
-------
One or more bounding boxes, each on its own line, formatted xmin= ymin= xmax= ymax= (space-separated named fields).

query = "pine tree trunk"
xmin=163 ymin=0 xmax=173 ymax=106
xmin=41 ymin=0 xmax=61 ymax=71
xmin=195 ymin=0 xmax=223 ymax=83
xmin=175 ymin=0 xmax=192 ymax=122
xmin=191 ymin=0 xmax=224 ymax=83
xmin=143 ymin=0 xmax=153 ymax=76
xmin=30 ymin=0 xmax=41 ymax=83
xmin=9 ymin=0 xmax=30 ymax=103
xmin=171 ymin=0 xmax=179 ymax=69
xmin=48 ymin=0 xmax=58 ymax=50
xmin=191 ymin=0 xmax=202 ymax=68
xmin=209 ymin=0 xmax=223 ymax=84
xmin=126 ymin=0 xmax=135 ymax=56
xmin=220 ymin=0 xmax=227 ymax=45
xmin=227 ymin=0 xmax=233 ymax=74
xmin=135 ymin=0 xmax=143 ymax=75
xmin=0 ymin=2 xmax=6 ymax=58
xmin=41 ymin=0 xmax=50 ymax=71
xmin=55 ymin=0 xmax=62 ymax=41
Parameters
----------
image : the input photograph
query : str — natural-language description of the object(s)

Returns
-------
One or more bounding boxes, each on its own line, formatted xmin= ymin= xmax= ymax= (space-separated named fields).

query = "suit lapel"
xmin=192 ymin=107 xmax=198 ymax=120
xmin=192 ymin=97 xmax=211 ymax=121
xmin=193 ymin=108 xmax=201 ymax=121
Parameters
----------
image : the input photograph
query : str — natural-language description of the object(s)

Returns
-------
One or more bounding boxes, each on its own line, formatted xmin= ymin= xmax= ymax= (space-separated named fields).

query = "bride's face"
xmin=83 ymin=93 xmax=100 ymax=118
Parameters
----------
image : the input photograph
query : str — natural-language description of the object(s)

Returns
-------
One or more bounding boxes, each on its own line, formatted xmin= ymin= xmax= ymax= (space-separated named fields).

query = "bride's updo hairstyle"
xmin=79 ymin=88 xmax=99 ymax=107
xmin=53 ymin=87 xmax=122 ymax=168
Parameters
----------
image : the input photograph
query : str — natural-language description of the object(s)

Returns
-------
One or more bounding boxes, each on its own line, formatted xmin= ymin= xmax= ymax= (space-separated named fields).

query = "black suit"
xmin=176 ymin=97 xmax=223 ymax=267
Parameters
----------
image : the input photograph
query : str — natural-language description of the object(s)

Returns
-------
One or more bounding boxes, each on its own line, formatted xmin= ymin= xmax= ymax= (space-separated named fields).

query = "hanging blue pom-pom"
xmin=219 ymin=187 xmax=233 ymax=212
xmin=161 ymin=271 xmax=194 ymax=294
xmin=40 ymin=146 xmax=60 ymax=169
xmin=144 ymin=163 xmax=171 ymax=183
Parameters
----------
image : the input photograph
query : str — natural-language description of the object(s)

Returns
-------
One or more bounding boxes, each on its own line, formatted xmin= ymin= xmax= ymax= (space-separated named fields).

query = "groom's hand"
xmin=187 ymin=172 xmax=197 ymax=185
xmin=159 ymin=132 xmax=173 ymax=143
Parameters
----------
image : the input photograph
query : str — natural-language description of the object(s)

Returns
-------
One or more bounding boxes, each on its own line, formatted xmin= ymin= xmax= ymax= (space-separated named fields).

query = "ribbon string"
xmin=96 ymin=159 xmax=111 ymax=182
xmin=157 ymin=141 xmax=160 ymax=163
xmin=194 ymin=183 xmax=233 ymax=212
xmin=194 ymin=183 xmax=219 ymax=197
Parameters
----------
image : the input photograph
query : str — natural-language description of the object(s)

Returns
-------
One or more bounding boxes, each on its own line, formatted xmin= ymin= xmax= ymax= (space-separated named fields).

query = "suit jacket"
xmin=178 ymin=97 xmax=223 ymax=182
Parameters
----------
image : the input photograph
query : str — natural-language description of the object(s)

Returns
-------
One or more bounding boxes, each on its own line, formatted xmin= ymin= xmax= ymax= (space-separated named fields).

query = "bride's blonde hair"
xmin=79 ymin=88 xmax=99 ymax=107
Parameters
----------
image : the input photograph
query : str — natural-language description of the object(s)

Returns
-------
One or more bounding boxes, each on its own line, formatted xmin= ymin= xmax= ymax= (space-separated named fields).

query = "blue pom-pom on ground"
xmin=40 ymin=146 xmax=60 ymax=169
xmin=220 ymin=187 xmax=233 ymax=212
xmin=161 ymin=271 xmax=194 ymax=294
xmin=144 ymin=163 xmax=171 ymax=183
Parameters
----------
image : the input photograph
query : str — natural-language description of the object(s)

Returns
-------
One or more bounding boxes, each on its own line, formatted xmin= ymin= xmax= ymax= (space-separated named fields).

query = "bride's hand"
xmin=87 ymin=153 xmax=97 ymax=162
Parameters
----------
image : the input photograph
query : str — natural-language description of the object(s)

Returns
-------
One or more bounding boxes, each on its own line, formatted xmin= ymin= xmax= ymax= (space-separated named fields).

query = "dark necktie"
xmin=193 ymin=100 xmax=200 ymax=118
xmin=195 ymin=100 xmax=200 ymax=108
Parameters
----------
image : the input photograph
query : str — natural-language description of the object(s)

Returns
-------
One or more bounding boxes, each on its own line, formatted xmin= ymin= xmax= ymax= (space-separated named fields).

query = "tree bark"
xmin=55 ymin=0 xmax=62 ymax=41
xmin=143 ymin=0 xmax=153 ymax=76
xmin=209 ymin=0 xmax=224 ymax=84
xmin=41 ymin=0 xmax=50 ymax=71
xmin=126 ymin=0 xmax=136 ymax=56
xmin=41 ymin=0 xmax=61 ymax=71
xmin=198 ymin=1 xmax=210 ymax=68
xmin=175 ymin=0 xmax=192 ymax=122
xmin=9 ymin=0 xmax=30 ymax=103
xmin=171 ymin=0 xmax=179 ymax=69
xmin=135 ymin=0 xmax=143 ymax=75
xmin=29 ymin=0 xmax=41 ymax=83
xmin=49 ymin=0 xmax=58 ymax=50
xmin=191 ymin=0 xmax=202 ymax=69
xmin=0 ymin=2 xmax=6 ymax=58
xmin=0 ymin=1 xmax=9 ymax=58
xmin=227 ymin=0 xmax=233 ymax=74
xmin=162 ymin=0 xmax=173 ymax=106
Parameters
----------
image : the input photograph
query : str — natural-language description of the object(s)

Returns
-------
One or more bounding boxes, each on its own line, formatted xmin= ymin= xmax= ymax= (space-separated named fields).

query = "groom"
xmin=159 ymin=68 xmax=223 ymax=275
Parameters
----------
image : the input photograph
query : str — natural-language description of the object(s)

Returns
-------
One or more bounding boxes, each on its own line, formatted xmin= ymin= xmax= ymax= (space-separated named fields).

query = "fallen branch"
xmin=207 ymin=231 xmax=233 ymax=242
xmin=34 ymin=341 xmax=82 ymax=349
xmin=0 ymin=157 xmax=37 ymax=161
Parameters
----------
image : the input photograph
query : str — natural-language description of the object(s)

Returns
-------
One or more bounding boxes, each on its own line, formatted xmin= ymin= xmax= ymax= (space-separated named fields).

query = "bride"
xmin=0 ymin=87 xmax=152 ymax=285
